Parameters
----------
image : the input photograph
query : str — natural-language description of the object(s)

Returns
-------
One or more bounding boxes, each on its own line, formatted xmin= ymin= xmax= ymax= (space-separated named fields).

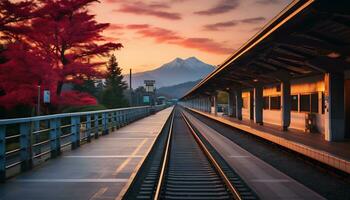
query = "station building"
xmin=181 ymin=0 xmax=350 ymax=142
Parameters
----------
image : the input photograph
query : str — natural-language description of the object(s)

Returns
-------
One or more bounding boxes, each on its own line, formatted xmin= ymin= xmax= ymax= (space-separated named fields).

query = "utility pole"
xmin=129 ymin=68 xmax=132 ymax=106
xmin=37 ymin=84 xmax=41 ymax=116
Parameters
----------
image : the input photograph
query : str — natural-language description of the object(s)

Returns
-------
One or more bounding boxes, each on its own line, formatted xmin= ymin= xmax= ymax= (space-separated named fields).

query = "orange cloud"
xmin=172 ymin=38 xmax=232 ymax=54
xmin=194 ymin=0 xmax=239 ymax=15
xmin=107 ymin=24 xmax=124 ymax=30
xmin=115 ymin=1 xmax=181 ymax=20
xmin=204 ymin=17 xmax=266 ymax=31
xmin=128 ymin=24 xmax=232 ymax=54
xmin=126 ymin=24 xmax=150 ymax=29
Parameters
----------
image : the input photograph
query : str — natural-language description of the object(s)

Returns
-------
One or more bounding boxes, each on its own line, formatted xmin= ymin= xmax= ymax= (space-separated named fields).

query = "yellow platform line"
xmin=90 ymin=187 xmax=108 ymax=200
xmin=113 ymin=138 xmax=148 ymax=176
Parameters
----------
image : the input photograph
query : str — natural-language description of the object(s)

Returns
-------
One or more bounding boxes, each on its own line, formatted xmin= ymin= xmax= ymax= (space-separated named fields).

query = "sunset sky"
xmin=92 ymin=0 xmax=291 ymax=73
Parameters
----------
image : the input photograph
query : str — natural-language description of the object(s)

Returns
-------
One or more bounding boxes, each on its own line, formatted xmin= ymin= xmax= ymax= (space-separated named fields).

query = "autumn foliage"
xmin=0 ymin=0 xmax=122 ymax=111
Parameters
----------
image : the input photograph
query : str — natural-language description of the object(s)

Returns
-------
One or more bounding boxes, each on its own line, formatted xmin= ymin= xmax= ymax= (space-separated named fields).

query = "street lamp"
xmin=37 ymin=84 xmax=41 ymax=116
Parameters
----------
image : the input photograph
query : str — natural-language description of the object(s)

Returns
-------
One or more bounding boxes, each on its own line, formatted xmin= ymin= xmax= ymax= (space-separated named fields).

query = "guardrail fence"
xmin=0 ymin=105 xmax=168 ymax=182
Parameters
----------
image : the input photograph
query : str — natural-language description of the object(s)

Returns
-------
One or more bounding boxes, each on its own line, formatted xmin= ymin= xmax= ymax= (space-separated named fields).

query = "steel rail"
xmin=153 ymin=109 xmax=175 ymax=200
xmin=181 ymin=111 xmax=242 ymax=200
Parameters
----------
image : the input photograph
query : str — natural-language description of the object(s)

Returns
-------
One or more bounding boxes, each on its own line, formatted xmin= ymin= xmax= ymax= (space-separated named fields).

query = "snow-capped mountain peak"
xmin=124 ymin=57 xmax=215 ymax=88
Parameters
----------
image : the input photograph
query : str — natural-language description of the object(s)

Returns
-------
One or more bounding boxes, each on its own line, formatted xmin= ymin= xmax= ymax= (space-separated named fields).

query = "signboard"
xmin=143 ymin=96 xmax=150 ymax=103
xmin=144 ymin=80 xmax=155 ymax=92
xmin=43 ymin=90 xmax=50 ymax=103
xmin=144 ymin=80 xmax=155 ymax=86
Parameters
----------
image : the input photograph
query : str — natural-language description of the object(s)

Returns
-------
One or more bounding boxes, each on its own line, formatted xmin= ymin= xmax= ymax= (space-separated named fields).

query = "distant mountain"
xmin=157 ymin=79 xmax=202 ymax=99
xmin=125 ymin=57 xmax=215 ymax=88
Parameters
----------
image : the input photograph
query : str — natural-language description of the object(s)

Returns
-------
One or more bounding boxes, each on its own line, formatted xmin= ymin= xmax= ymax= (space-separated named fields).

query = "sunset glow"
xmin=92 ymin=0 xmax=291 ymax=73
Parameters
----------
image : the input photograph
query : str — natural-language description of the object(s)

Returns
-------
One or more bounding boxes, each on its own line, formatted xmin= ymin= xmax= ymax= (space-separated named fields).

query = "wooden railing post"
xmin=20 ymin=122 xmax=32 ymax=172
xmin=94 ymin=114 xmax=99 ymax=139
xmin=118 ymin=111 xmax=122 ymax=128
xmin=71 ymin=116 xmax=80 ymax=149
xmin=102 ymin=113 xmax=108 ymax=135
xmin=0 ymin=125 xmax=6 ymax=182
xmin=86 ymin=115 xmax=92 ymax=142
xmin=111 ymin=112 xmax=116 ymax=131
xmin=50 ymin=118 xmax=61 ymax=158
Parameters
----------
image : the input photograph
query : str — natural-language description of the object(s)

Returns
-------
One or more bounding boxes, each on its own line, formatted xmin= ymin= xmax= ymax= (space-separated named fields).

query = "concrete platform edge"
xmin=115 ymin=107 xmax=174 ymax=200
xmin=186 ymin=107 xmax=350 ymax=174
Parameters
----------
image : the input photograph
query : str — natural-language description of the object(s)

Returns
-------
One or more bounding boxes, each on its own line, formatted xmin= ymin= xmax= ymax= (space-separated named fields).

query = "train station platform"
xmin=186 ymin=107 xmax=350 ymax=174
xmin=183 ymin=110 xmax=325 ymax=200
xmin=0 ymin=107 xmax=173 ymax=200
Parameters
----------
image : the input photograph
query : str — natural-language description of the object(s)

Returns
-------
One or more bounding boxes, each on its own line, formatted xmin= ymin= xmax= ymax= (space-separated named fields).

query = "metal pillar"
xmin=200 ymin=97 xmax=204 ymax=112
xmin=254 ymin=86 xmax=263 ymax=125
xmin=212 ymin=94 xmax=217 ymax=115
xmin=281 ymin=81 xmax=291 ymax=131
xmin=324 ymin=73 xmax=345 ymax=141
xmin=228 ymin=90 xmax=235 ymax=117
xmin=235 ymin=89 xmax=243 ymax=120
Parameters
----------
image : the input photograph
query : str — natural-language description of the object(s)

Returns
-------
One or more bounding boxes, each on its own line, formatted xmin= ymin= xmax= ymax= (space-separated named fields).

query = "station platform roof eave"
xmin=181 ymin=0 xmax=350 ymax=100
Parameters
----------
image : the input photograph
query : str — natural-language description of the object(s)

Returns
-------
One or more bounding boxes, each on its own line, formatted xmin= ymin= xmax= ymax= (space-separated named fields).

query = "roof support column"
xmin=198 ymin=98 xmax=201 ymax=110
xmin=235 ymin=89 xmax=243 ymax=120
xmin=281 ymin=81 xmax=291 ymax=131
xmin=212 ymin=94 xmax=217 ymax=115
xmin=206 ymin=96 xmax=211 ymax=113
xmin=194 ymin=98 xmax=197 ymax=109
xmin=228 ymin=90 xmax=236 ymax=117
xmin=201 ymin=97 xmax=204 ymax=112
xmin=254 ymin=86 xmax=263 ymax=125
xmin=324 ymin=73 xmax=345 ymax=141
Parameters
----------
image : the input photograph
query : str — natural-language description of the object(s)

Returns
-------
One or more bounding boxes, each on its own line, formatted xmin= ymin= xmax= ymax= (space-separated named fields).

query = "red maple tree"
xmin=0 ymin=0 xmax=122 ymax=111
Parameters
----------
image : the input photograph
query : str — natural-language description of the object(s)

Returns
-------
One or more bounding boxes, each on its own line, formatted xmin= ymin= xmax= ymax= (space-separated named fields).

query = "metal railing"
xmin=0 ymin=104 xmax=168 ymax=182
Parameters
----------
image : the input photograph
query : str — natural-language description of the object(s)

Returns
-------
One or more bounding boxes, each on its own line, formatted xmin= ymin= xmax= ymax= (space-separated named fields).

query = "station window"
xmin=263 ymin=96 xmax=269 ymax=109
xmin=270 ymin=96 xmax=281 ymax=110
xmin=242 ymin=97 xmax=248 ymax=109
xmin=311 ymin=93 xmax=319 ymax=113
xmin=291 ymin=95 xmax=298 ymax=111
xmin=300 ymin=94 xmax=311 ymax=112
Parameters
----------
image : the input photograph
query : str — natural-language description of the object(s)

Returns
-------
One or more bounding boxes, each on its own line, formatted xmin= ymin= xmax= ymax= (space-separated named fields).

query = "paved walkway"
xmin=0 ymin=107 xmax=173 ymax=200
xmin=186 ymin=107 xmax=350 ymax=174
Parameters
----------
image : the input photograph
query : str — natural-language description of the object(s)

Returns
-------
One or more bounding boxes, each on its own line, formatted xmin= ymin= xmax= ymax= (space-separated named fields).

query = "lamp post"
xmin=37 ymin=84 xmax=41 ymax=116
xmin=129 ymin=68 xmax=132 ymax=106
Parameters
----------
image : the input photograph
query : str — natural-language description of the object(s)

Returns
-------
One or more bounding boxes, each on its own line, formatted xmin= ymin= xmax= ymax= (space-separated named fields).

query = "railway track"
xmin=123 ymin=107 xmax=257 ymax=200
xmin=185 ymin=108 xmax=350 ymax=200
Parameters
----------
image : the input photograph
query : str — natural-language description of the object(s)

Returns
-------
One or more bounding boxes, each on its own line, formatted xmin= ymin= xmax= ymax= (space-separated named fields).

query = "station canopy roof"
xmin=182 ymin=0 xmax=350 ymax=99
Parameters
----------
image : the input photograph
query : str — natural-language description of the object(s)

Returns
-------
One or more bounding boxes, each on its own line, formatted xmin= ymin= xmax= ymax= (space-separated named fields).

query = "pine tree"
xmin=101 ymin=55 xmax=128 ymax=108
xmin=73 ymin=79 xmax=102 ymax=100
